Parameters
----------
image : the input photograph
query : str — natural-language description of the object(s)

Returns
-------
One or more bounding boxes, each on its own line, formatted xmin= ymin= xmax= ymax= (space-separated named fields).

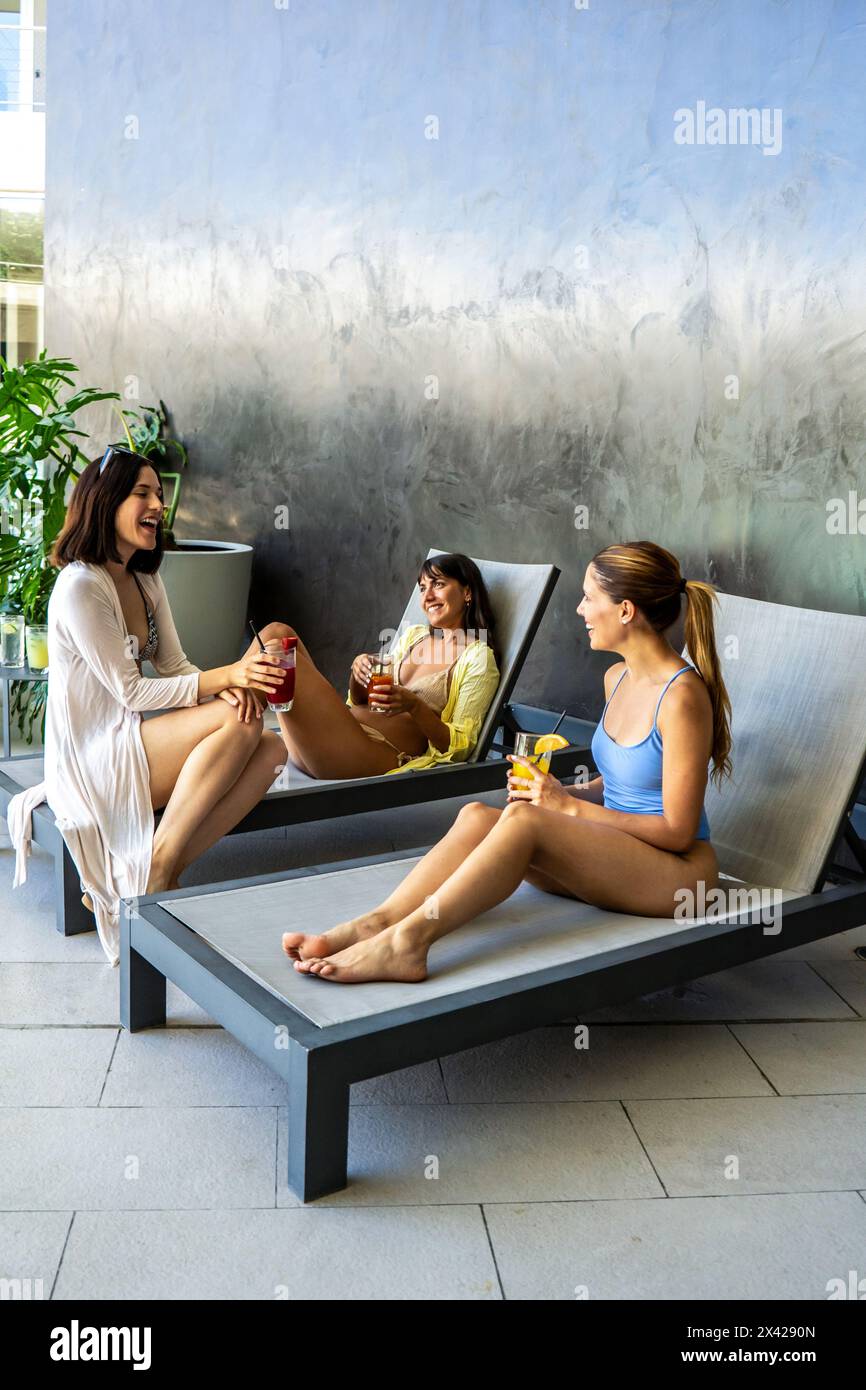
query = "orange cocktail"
xmin=510 ymin=731 xmax=569 ymax=780
xmin=367 ymin=655 xmax=395 ymax=707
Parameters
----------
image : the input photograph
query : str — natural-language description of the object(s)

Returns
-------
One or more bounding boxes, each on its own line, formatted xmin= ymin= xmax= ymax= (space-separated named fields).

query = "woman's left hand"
xmin=218 ymin=686 xmax=264 ymax=722
xmin=506 ymin=755 xmax=575 ymax=812
xmin=366 ymin=682 xmax=418 ymax=717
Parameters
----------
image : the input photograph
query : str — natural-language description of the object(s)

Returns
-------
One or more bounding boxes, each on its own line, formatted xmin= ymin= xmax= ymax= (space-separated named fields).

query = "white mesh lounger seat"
xmin=124 ymin=590 xmax=866 ymax=1201
xmin=1 ymin=549 xmax=569 ymax=936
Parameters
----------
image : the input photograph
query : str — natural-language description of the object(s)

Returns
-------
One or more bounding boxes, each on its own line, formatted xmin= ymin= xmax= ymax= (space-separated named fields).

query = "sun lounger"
xmin=1 ymin=551 xmax=579 ymax=934
xmin=122 ymin=589 xmax=866 ymax=1201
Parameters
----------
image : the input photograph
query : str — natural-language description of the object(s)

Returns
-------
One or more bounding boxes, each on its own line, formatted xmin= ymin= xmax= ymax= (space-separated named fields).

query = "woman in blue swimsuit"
xmin=284 ymin=540 xmax=733 ymax=984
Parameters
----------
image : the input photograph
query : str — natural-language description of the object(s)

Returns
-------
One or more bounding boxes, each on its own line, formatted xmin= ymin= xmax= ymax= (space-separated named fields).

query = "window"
xmin=0 ymin=0 xmax=45 ymax=366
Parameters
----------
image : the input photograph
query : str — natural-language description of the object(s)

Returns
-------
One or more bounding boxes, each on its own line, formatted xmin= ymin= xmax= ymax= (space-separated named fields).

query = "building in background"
xmin=0 ymin=0 xmax=45 ymax=365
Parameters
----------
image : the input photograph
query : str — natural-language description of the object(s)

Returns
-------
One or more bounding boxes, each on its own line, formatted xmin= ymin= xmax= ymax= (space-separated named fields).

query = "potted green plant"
xmin=0 ymin=355 xmax=254 ymax=735
xmin=0 ymin=352 xmax=119 ymax=744
xmin=113 ymin=399 xmax=187 ymax=547
xmin=111 ymin=401 xmax=253 ymax=672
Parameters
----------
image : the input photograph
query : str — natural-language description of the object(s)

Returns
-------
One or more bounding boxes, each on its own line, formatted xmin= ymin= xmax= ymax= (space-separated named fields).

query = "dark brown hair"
xmin=50 ymin=448 xmax=164 ymax=573
xmin=419 ymin=553 xmax=500 ymax=668
xmin=590 ymin=540 xmax=732 ymax=787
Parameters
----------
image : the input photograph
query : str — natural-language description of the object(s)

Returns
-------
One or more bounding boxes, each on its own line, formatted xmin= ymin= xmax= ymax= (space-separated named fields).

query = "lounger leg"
xmin=119 ymin=908 xmax=166 ymax=1032
xmin=55 ymin=843 xmax=92 ymax=936
xmin=287 ymin=1045 xmax=350 ymax=1202
xmin=844 ymin=820 xmax=866 ymax=876
xmin=1 ymin=679 xmax=10 ymax=760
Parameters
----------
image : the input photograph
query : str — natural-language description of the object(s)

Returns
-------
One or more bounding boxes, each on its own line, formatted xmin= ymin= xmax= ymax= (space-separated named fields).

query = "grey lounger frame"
xmin=124 ymin=851 xmax=865 ymax=1204
xmin=122 ymin=589 xmax=866 ymax=1202
xmin=1 ymin=549 xmax=565 ymax=934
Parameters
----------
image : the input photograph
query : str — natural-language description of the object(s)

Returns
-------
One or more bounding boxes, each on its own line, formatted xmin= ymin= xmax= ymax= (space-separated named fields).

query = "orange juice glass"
xmin=511 ymin=731 xmax=553 ymax=780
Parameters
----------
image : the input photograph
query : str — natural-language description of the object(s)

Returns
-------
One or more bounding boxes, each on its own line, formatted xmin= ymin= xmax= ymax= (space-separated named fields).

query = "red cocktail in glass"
xmin=267 ymin=635 xmax=297 ymax=712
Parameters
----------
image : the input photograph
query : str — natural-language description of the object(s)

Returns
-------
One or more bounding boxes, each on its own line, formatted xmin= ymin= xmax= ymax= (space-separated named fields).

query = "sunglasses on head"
xmin=98 ymin=445 xmax=142 ymax=475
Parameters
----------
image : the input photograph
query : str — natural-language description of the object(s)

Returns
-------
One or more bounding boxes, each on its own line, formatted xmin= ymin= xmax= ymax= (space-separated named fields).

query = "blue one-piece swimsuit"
xmin=589 ymin=665 xmax=711 ymax=841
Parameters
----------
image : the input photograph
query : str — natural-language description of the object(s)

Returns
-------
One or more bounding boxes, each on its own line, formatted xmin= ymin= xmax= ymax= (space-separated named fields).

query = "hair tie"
xmin=679 ymin=577 xmax=688 ymax=594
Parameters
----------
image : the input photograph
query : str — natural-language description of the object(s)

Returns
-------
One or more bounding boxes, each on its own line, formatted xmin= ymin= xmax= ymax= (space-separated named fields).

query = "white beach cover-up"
xmin=5 ymin=562 xmax=201 ymax=965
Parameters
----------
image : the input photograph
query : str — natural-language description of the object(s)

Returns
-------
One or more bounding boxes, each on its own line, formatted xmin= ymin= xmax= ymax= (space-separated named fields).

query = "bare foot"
xmin=292 ymin=925 xmax=428 ymax=984
xmin=282 ymin=908 xmax=392 ymax=962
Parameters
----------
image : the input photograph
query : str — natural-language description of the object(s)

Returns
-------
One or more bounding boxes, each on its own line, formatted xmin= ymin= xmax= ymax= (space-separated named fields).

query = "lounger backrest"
xmin=394 ymin=550 xmax=560 ymax=762
xmin=689 ymin=592 xmax=866 ymax=894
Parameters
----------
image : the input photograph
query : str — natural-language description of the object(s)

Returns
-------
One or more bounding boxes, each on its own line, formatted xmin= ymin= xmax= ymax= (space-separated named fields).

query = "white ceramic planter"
xmin=156 ymin=540 xmax=253 ymax=671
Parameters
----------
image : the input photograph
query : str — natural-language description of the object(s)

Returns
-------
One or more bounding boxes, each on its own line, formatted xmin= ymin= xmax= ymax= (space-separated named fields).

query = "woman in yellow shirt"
xmin=254 ymin=553 xmax=501 ymax=780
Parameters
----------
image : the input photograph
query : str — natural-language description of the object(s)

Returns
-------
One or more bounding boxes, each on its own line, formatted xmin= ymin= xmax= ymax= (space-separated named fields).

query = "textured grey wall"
xmin=45 ymin=0 xmax=865 ymax=720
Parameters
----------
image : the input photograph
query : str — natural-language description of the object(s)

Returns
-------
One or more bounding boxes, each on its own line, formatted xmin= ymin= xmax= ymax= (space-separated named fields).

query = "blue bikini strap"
xmin=603 ymin=665 xmax=629 ymax=712
xmin=652 ymin=665 xmax=694 ymax=728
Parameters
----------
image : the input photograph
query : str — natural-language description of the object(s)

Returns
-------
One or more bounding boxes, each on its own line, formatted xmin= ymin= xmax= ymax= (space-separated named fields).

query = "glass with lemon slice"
xmin=510 ymin=730 xmax=570 ymax=780
xmin=1 ymin=614 xmax=25 ymax=667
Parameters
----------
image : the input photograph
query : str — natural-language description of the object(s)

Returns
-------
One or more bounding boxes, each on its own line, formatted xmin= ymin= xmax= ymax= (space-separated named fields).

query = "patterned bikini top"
xmin=398 ymin=636 xmax=461 ymax=715
xmin=131 ymin=573 xmax=159 ymax=663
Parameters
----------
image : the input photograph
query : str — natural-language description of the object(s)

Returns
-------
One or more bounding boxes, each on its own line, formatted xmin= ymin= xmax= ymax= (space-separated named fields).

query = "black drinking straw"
xmin=550 ymin=709 xmax=567 ymax=737
xmin=248 ymin=619 xmax=266 ymax=653
xmin=512 ymin=709 xmax=567 ymax=744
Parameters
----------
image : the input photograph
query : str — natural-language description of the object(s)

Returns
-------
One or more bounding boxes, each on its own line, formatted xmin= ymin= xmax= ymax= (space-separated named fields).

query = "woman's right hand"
xmin=227 ymin=649 xmax=285 ymax=695
xmin=351 ymin=653 xmax=375 ymax=688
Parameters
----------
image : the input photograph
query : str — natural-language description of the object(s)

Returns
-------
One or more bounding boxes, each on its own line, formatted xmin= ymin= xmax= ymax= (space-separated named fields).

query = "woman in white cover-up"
xmin=6 ymin=447 xmax=287 ymax=964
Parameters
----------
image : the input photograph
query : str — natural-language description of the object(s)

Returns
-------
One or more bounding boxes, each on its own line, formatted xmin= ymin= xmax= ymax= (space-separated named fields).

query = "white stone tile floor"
xmin=2 ymin=793 xmax=865 ymax=1300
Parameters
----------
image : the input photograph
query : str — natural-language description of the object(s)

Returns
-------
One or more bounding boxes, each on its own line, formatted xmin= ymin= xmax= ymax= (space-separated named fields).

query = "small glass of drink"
xmin=1 ymin=614 xmax=25 ymax=667
xmin=266 ymin=635 xmax=297 ymax=712
xmin=367 ymin=655 xmax=394 ymax=711
xmin=511 ymin=731 xmax=553 ymax=781
xmin=25 ymin=624 xmax=49 ymax=671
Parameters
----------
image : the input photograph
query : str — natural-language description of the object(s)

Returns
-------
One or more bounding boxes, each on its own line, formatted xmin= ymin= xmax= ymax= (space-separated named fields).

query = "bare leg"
xmin=294 ymin=801 xmax=537 ymax=981
xmin=282 ymin=801 xmax=502 ymax=960
xmin=170 ymin=732 xmax=288 ymax=881
xmin=296 ymin=804 xmax=720 ymax=983
xmin=247 ymin=622 xmax=423 ymax=779
xmin=523 ymin=867 xmax=583 ymax=900
xmin=140 ymin=700 xmax=267 ymax=892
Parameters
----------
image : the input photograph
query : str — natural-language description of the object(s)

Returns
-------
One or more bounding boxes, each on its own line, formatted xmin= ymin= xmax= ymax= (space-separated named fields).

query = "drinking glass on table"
xmin=1 ymin=614 xmax=25 ymax=667
xmin=25 ymin=624 xmax=49 ymax=671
